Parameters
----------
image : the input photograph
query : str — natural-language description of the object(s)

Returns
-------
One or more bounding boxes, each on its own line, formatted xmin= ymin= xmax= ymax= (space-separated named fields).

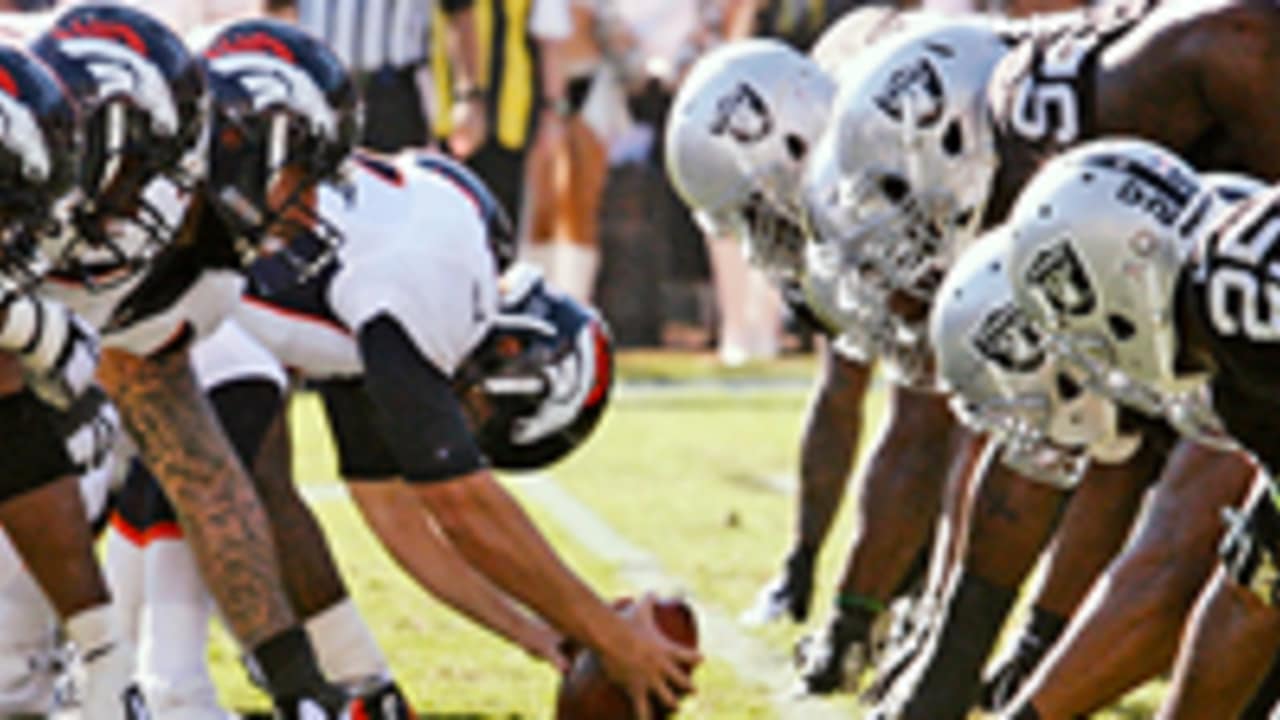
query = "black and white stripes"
xmin=298 ymin=0 xmax=430 ymax=73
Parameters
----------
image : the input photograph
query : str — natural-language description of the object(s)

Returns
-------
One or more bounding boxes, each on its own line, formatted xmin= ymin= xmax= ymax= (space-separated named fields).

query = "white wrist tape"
xmin=4 ymin=295 xmax=70 ymax=373
xmin=0 ymin=292 xmax=41 ymax=355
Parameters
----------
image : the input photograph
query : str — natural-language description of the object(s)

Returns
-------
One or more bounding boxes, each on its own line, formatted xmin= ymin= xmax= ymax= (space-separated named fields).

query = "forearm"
xmin=419 ymin=471 xmax=627 ymax=653
xmin=1031 ymin=458 xmax=1152 ymax=618
xmin=964 ymin=456 xmax=1067 ymax=589
xmin=1021 ymin=443 xmax=1254 ymax=717
xmin=795 ymin=350 xmax=868 ymax=549
xmin=445 ymin=5 xmax=482 ymax=91
xmin=538 ymin=36 xmax=568 ymax=104
xmin=720 ymin=0 xmax=759 ymax=40
xmin=350 ymin=480 xmax=550 ymax=651
xmin=97 ymin=346 xmax=294 ymax=648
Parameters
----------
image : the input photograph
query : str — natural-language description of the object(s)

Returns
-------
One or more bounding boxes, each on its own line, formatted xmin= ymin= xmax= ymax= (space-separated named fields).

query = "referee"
xmin=297 ymin=0 xmax=439 ymax=152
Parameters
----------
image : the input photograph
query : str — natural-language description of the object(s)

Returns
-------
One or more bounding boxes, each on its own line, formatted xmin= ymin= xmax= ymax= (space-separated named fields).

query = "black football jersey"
xmin=981 ymin=0 xmax=1156 ymax=223
xmin=1180 ymin=185 xmax=1280 ymax=471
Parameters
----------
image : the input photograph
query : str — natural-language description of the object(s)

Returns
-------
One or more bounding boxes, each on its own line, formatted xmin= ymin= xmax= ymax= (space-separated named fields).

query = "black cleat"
xmin=741 ymin=548 xmax=815 ymax=625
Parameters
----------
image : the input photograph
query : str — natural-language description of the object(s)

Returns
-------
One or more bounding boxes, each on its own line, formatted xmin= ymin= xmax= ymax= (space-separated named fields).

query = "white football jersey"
xmin=234 ymin=152 xmax=500 ymax=380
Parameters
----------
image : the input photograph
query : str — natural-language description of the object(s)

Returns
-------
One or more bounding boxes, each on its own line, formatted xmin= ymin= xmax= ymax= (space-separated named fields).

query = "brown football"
xmin=555 ymin=597 xmax=699 ymax=720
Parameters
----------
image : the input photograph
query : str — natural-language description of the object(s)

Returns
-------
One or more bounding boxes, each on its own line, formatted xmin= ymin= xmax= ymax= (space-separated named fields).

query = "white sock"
xmin=66 ymin=604 xmax=136 ymax=720
xmin=103 ymin=524 xmax=144 ymax=652
xmin=523 ymin=242 xmax=556 ymax=280
xmin=0 ymin=535 xmax=60 ymax=715
xmin=304 ymin=599 xmax=389 ymax=691
xmin=138 ymin=538 xmax=227 ymax=719
xmin=551 ymin=242 xmax=600 ymax=304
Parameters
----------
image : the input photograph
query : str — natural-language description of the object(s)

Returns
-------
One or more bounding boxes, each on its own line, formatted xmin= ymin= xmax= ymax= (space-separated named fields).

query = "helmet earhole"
xmin=942 ymin=120 xmax=963 ymax=157
xmin=1056 ymin=372 xmax=1083 ymax=401
xmin=880 ymin=173 xmax=910 ymax=203
xmin=1107 ymin=313 xmax=1137 ymax=341
xmin=784 ymin=133 xmax=808 ymax=161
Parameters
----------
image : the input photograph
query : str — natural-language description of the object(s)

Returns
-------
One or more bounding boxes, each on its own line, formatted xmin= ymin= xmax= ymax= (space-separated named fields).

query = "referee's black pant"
xmin=359 ymin=65 xmax=430 ymax=152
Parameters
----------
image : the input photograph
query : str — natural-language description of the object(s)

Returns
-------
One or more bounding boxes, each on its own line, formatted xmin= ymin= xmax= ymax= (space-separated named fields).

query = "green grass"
xmin=206 ymin=352 xmax=1163 ymax=718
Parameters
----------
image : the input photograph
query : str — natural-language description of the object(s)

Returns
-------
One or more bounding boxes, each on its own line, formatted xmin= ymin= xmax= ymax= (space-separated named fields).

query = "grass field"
xmin=207 ymin=351 xmax=1165 ymax=718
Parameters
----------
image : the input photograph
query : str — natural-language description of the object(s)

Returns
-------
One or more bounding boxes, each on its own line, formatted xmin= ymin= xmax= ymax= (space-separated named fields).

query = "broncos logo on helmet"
xmin=457 ymin=265 xmax=614 ymax=470
xmin=33 ymin=3 xmax=208 ymax=289
xmin=0 ymin=45 xmax=82 ymax=290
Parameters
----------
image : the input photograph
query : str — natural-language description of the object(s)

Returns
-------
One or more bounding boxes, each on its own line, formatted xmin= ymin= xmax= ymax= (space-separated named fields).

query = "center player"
xmin=111 ymin=118 xmax=696 ymax=716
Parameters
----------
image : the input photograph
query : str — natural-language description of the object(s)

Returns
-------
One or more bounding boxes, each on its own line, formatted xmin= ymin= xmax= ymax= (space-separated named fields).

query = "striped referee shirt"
xmin=298 ymin=0 xmax=431 ymax=72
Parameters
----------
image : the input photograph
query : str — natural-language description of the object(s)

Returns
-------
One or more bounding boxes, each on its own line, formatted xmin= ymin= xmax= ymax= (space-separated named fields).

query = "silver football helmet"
xmin=665 ymin=38 xmax=835 ymax=279
xmin=932 ymin=228 xmax=1131 ymax=488
xmin=1006 ymin=138 xmax=1205 ymax=419
xmin=804 ymin=18 xmax=1006 ymax=305
xmin=802 ymin=237 xmax=932 ymax=385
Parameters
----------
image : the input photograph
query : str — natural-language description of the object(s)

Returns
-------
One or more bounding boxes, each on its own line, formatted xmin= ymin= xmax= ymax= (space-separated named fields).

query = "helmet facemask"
xmin=211 ymin=104 xmax=356 ymax=294
xmin=0 ymin=70 xmax=82 ymax=292
xmin=59 ymin=93 xmax=206 ymax=290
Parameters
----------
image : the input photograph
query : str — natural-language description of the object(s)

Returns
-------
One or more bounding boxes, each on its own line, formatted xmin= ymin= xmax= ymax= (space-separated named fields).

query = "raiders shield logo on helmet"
xmin=972 ymin=303 xmax=1046 ymax=373
xmin=874 ymin=56 xmax=945 ymax=129
xmin=709 ymin=82 xmax=773 ymax=144
xmin=1024 ymin=241 xmax=1096 ymax=317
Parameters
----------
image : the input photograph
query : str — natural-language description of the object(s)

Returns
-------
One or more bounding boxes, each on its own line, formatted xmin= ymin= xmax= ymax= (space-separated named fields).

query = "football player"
xmin=665 ymin=9 xmax=983 ymax=696
xmin=27 ymin=7 xmax=372 ymax=717
xmin=1003 ymin=137 xmax=1280 ymax=719
xmin=0 ymin=42 xmax=142 ymax=719
xmin=804 ymin=0 xmax=1280 ymax=713
xmin=927 ymin=172 xmax=1261 ymax=717
xmin=139 ymin=125 xmax=694 ymax=715
xmin=0 ymin=387 xmax=129 ymax=717
xmin=111 ymin=257 xmax=613 ymax=718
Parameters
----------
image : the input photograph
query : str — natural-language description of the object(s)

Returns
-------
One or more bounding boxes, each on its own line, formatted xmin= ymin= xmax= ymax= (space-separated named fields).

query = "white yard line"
xmin=300 ymin=477 xmax=847 ymax=719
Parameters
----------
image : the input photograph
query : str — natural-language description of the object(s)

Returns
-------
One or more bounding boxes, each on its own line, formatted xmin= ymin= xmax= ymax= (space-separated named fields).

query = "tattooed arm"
xmin=96 ymin=345 xmax=297 ymax=648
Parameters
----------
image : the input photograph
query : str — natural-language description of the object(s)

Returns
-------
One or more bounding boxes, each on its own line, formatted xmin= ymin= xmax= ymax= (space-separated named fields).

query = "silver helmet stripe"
xmin=208 ymin=52 xmax=337 ymax=139
xmin=58 ymin=36 xmax=179 ymax=136
xmin=0 ymin=86 xmax=50 ymax=181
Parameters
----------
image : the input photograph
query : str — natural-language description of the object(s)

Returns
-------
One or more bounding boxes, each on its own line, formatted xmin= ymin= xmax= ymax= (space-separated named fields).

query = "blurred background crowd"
xmin=1 ymin=0 xmax=1091 ymax=364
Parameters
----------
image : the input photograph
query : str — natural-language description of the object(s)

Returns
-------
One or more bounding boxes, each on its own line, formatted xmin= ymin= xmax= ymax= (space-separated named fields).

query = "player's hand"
xmin=449 ymin=95 xmax=488 ymax=159
xmin=520 ymin=619 xmax=571 ymax=673
xmin=22 ymin=304 xmax=99 ymax=410
xmin=597 ymin=594 xmax=701 ymax=720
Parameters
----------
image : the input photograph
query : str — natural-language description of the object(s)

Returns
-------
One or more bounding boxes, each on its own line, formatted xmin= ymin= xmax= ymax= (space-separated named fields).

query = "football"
xmin=555 ymin=597 xmax=699 ymax=720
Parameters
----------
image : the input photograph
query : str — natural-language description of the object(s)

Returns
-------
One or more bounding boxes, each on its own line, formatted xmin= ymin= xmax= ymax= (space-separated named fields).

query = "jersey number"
xmin=1010 ymin=32 xmax=1092 ymax=145
xmin=1208 ymin=206 xmax=1280 ymax=341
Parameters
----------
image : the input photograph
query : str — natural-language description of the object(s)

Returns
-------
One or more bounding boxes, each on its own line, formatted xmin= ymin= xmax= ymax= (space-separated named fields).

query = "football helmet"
xmin=932 ymin=229 xmax=1129 ymax=489
xmin=33 ymin=4 xmax=208 ymax=288
xmin=800 ymin=240 xmax=932 ymax=385
xmin=665 ymin=39 xmax=835 ymax=279
xmin=201 ymin=19 xmax=360 ymax=289
xmin=1006 ymin=138 xmax=1203 ymax=417
xmin=803 ymin=18 xmax=1006 ymax=306
xmin=458 ymin=265 xmax=614 ymax=470
xmin=0 ymin=45 xmax=82 ymax=291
